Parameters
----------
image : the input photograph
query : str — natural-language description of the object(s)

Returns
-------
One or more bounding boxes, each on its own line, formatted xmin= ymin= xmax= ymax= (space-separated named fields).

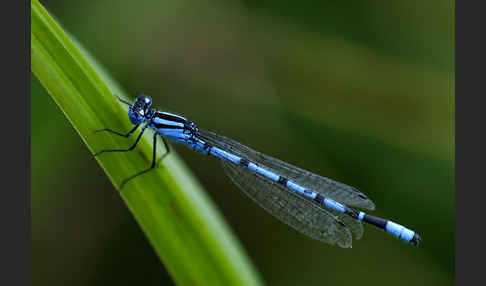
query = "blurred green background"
xmin=31 ymin=0 xmax=454 ymax=285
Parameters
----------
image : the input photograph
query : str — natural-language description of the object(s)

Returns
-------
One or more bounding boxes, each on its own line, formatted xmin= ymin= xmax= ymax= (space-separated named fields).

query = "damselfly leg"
xmin=94 ymin=123 xmax=140 ymax=137
xmin=119 ymin=134 xmax=171 ymax=189
xmin=94 ymin=126 xmax=171 ymax=189
xmin=93 ymin=125 xmax=148 ymax=156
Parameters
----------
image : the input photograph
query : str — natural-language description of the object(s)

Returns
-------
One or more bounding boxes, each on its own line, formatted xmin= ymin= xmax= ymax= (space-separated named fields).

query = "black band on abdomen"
xmin=362 ymin=214 xmax=387 ymax=230
xmin=278 ymin=176 xmax=288 ymax=185
xmin=239 ymin=158 xmax=249 ymax=167
xmin=344 ymin=209 xmax=359 ymax=219
xmin=313 ymin=193 xmax=324 ymax=204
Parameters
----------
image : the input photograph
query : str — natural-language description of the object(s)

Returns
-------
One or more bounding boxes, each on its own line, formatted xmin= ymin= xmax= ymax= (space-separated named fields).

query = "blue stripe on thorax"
xmin=156 ymin=111 xmax=188 ymax=123
xmin=152 ymin=116 xmax=185 ymax=129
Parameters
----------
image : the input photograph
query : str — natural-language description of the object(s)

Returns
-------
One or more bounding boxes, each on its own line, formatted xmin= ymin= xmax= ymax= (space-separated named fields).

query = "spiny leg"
xmin=94 ymin=124 xmax=140 ymax=138
xmin=119 ymin=132 xmax=158 ymax=189
xmin=159 ymin=136 xmax=171 ymax=161
xmin=119 ymin=135 xmax=172 ymax=189
xmin=93 ymin=125 xmax=147 ymax=156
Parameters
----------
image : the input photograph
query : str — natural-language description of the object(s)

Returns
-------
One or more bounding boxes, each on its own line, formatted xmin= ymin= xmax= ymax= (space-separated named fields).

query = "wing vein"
xmin=198 ymin=129 xmax=370 ymax=246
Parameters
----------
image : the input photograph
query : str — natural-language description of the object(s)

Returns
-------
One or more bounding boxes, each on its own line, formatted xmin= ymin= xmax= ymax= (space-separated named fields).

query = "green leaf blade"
xmin=31 ymin=0 xmax=262 ymax=285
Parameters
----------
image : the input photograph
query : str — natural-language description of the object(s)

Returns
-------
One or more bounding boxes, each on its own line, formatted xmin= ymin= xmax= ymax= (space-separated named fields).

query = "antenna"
xmin=114 ymin=94 xmax=132 ymax=106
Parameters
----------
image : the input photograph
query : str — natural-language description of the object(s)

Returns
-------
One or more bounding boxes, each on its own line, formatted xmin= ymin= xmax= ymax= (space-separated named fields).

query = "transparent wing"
xmin=199 ymin=129 xmax=375 ymax=210
xmin=199 ymin=129 xmax=369 ymax=246
xmin=221 ymin=160 xmax=353 ymax=247
xmin=327 ymin=208 xmax=364 ymax=240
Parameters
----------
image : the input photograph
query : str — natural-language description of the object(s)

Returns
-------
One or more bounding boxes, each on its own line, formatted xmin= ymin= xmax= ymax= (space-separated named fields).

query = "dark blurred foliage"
xmin=32 ymin=1 xmax=454 ymax=285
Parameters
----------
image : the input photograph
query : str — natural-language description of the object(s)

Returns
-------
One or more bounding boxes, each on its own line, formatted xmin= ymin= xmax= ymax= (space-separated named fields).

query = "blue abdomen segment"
xmin=385 ymin=221 xmax=419 ymax=245
xmin=359 ymin=212 xmax=420 ymax=245
xmin=323 ymin=198 xmax=346 ymax=213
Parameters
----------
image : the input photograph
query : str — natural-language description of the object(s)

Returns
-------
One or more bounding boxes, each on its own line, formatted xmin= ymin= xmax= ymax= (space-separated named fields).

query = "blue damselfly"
xmin=94 ymin=94 xmax=420 ymax=248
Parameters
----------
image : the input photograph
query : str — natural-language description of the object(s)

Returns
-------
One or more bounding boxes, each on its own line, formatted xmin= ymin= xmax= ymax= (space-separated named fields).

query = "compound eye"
xmin=136 ymin=94 xmax=152 ymax=105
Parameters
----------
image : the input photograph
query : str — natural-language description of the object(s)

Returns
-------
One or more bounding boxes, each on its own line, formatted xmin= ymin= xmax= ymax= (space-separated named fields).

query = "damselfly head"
xmin=128 ymin=94 xmax=152 ymax=124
